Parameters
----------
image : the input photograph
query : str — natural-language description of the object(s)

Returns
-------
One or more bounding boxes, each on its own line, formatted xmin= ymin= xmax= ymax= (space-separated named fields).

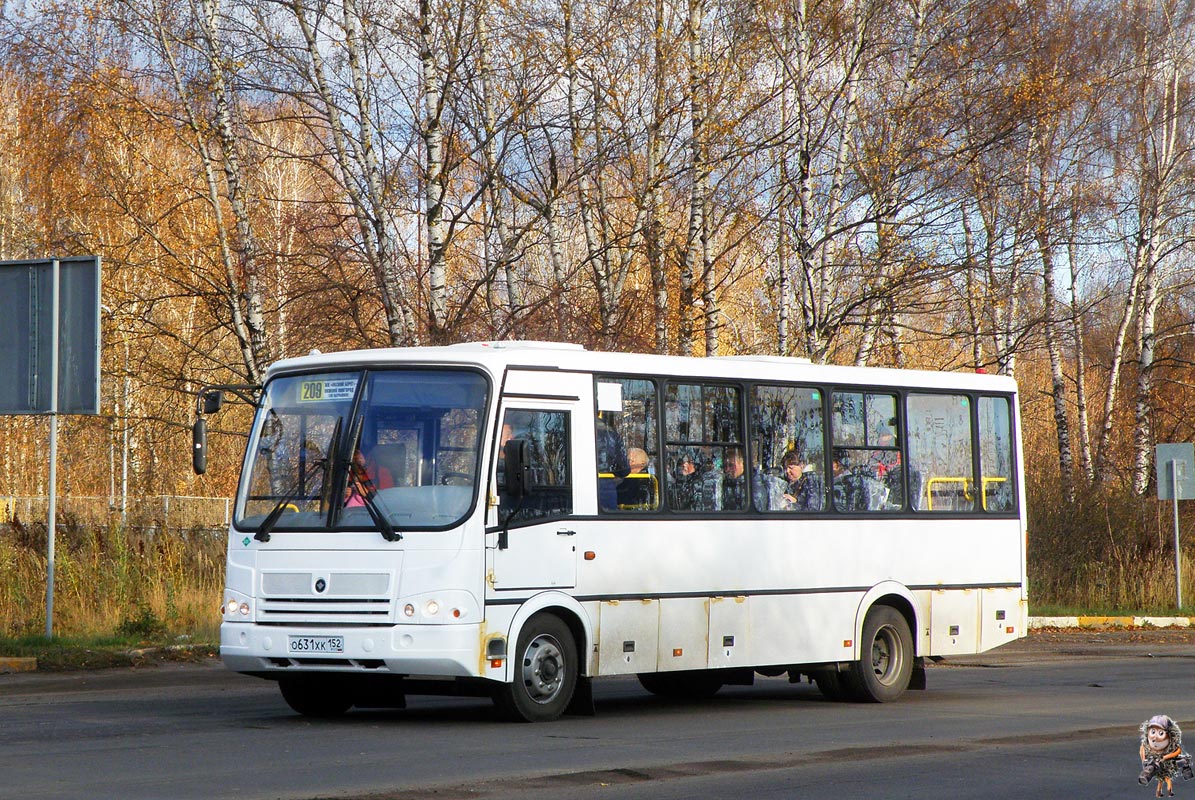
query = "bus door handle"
xmin=556 ymin=529 xmax=577 ymax=536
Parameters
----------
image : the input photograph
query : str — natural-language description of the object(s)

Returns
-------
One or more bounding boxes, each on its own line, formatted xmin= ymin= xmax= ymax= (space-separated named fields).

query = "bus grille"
xmin=258 ymin=571 xmax=393 ymax=624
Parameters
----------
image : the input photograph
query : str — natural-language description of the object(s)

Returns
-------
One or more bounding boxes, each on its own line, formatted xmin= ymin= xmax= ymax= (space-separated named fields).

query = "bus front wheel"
xmin=494 ymin=614 xmax=577 ymax=722
xmin=846 ymin=606 xmax=914 ymax=703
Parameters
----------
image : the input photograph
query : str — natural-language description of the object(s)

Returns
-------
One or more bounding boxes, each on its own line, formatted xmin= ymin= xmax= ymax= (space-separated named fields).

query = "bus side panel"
xmin=708 ymin=595 xmax=751 ymax=668
xmin=748 ymin=594 xmax=858 ymax=667
xmin=596 ymin=599 xmax=659 ymax=675
xmin=979 ymin=586 xmax=1024 ymax=651
xmin=928 ymin=588 xmax=980 ymax=655
xmin=657 ymin=597 xmax=709 ymax=671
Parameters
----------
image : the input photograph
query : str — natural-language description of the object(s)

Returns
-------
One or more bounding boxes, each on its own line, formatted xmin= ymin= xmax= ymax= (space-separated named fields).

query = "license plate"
xmin=288 ymin=635 xmax=344 ymax=654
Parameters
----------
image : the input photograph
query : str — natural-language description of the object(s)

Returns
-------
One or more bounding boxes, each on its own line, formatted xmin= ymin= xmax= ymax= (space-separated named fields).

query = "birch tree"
xmin=1103 ymin=1 xmax=1195 ymax=494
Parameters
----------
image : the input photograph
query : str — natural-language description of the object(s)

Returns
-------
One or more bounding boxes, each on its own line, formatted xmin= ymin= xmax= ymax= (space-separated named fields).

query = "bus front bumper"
xmin=220 ymin=621 xmax=486 ymax=679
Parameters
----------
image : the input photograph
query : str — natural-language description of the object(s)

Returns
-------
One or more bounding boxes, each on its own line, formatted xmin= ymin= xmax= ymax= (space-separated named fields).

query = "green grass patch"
xmin=0 ymin=633 xmax=217 ymax=671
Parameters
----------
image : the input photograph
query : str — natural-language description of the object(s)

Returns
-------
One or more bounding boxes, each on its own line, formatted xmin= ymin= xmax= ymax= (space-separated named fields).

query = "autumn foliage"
xmin=0 ymin=0 xmax=1194 ymax=628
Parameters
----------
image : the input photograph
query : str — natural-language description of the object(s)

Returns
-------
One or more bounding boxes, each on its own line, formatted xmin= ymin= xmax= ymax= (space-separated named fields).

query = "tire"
xmin=812 ymin=669 xmax=851 ymax=701
xmin=637 ymin=670 xmax=723 ymax=700
xmin=845 ymin=606 xmax=914 ymax=703
xmin=494 ymin=614 xmax=577 ymax=722
xmin=278 ymin=676 xmax=354 ymax=718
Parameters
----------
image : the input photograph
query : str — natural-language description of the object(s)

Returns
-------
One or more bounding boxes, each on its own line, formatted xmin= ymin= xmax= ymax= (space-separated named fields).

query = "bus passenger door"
xmin=488 ymin=379 xmax=587 ymax=590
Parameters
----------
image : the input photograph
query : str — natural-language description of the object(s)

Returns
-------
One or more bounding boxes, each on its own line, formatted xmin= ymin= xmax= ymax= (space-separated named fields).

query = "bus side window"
xmin=498 ymin=409 xmax=573 ymax=521
xmin=595 ymin=377 xmax=660 ymax=513
xmin=978 ymin=396 xmax=1015 ymax=512
xmin=750 ymin=384 xmax=826 ymax=512
xmin=906 ymin=394 xmax=974 ymax=512
xmin=663 ymin=382 xmax=742 ymax=513
xmin=831 ymin=392 xmax=904 ymax=512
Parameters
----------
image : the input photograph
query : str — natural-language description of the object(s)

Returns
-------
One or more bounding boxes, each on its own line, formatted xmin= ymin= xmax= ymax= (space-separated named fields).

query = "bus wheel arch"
xmin=852 ymin=584 xmax=918 ymax=658
xmin=847 ymin=598 xmax=916 ymax=703
xmin=495 ymin=596 xmax=592 ymax=722
xmin=502 ymin=593 xmax=593 ymax=681
xmin=494 ymin=611 xmax=580 ymax=722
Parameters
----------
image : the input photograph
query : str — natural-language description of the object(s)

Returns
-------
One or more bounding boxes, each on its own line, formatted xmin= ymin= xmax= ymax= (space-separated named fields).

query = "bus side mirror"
xmin=192 ymin=418 xmax=208 ymax=475
xmin=202 ymin=390 xmax=225 ymax=414
xmin=504 ymin=439 xmax=531 ymax=497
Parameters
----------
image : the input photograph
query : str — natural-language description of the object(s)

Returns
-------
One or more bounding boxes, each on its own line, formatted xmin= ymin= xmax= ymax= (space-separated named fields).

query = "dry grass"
xmin=1028 ymin=480 xmax=1195 ymax=613
xmin=0 ymin=519 xmax=223 ymax=641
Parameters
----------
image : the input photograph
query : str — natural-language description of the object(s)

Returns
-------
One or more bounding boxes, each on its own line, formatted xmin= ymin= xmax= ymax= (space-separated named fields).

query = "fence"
xmin=0 ymin=495 xmax=231 ymax=532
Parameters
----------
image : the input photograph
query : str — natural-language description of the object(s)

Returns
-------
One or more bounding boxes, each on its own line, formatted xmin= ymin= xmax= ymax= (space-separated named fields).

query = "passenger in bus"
xmin=595 ymin=413 xmax=630 ymax=511
xmin=616 ymin=447 xmax=655 ymax=508
xmin=669 ymin=451 xmax=703 ymax=510
xmin=873 ymin=450 xmax=903 ymax=508
xmin=780 ymin=449 xmax=824 ymax=511
xmin=627 ymin=447 xmax=649 ymax=474
xmin=721 ymin=447 xmax=749 ymax=511
xmin=344 ymin=449 xmax=380 ymax=507
xmin=832 ymin=450 xmax=866 ymax=511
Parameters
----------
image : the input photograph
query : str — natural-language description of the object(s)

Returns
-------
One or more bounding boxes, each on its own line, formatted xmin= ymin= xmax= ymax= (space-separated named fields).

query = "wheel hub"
xmin=871 ymin=625 xmax=902 ymax=685
xmin=521 ymin=634 xmax=565 ymax=704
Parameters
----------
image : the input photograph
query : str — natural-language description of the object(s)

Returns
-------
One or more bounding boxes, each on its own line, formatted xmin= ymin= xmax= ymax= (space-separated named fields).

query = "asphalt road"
xmin=2 ymin=630 xmax=1194 ymax=800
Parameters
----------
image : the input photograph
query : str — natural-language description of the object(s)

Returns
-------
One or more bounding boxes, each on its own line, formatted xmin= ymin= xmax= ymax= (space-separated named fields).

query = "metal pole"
xmin=46 ymin=259 xmax=60 ymax=639
xmin=1174 ymin=459 xmax=1183 ymax=611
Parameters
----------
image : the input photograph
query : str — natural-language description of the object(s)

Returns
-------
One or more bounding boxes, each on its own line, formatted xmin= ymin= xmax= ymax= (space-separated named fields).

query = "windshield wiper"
xmin=358 ymin=486 xmax=401 ymax=542
xmin=343 ymin=417 xmax=402 ymax=542
xmin=256 ymin=417 xmax=341 ymax=542
xmin=255 ymin=458 xmax=328 ymax=542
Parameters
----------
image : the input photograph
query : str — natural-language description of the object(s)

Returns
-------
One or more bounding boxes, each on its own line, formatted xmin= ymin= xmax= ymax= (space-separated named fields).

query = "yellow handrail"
xmin=600 ymin=472 xmax=659 ymax=510
xmin=925 ymin=477 xmax=972 ymax=511
xmin=980 ymin=476 xmax=1007 ymax=511
xmin=924 ymin=476 xmax=1007 ymax=510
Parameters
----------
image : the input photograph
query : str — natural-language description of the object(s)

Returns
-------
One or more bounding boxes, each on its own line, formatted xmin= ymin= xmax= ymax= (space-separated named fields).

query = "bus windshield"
xmin=236 ymin=368 xmax=489 ymax=532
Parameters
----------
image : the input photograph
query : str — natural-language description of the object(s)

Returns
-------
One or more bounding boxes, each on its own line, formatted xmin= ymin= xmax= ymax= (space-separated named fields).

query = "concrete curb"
xmin=0 ymin=657 xmax=37 ymax=673
xmin=1029 ymin=616 xmax=1192 ymax=629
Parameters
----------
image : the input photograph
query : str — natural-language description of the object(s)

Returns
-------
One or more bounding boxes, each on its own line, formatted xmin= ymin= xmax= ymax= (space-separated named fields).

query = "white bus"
xmin=199 ymin=341 xmax=1027 ymax=722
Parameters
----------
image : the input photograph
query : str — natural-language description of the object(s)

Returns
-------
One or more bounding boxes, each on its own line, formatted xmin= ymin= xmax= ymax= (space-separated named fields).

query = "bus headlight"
xmin=398 ymin=591 xmax=478 ymax=623
xmin=223 ymin=593 xmax=253 ymax=621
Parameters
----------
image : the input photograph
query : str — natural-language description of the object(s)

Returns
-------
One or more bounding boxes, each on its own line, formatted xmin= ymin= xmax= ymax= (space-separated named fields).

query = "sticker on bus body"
xmin=297 ymin=378 xmax=357 ymax=403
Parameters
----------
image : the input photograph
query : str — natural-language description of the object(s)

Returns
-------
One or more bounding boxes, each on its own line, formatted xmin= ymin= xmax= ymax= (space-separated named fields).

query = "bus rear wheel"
xmin=845 ymin=606 xmax=913 ymax=702
xmin=637 ymin=670 xmax=723 ymax=699
xmin=279 ymin=676 xmax=354 ymax=717
xmin=494 ymin=614 xmax=577 ymax=722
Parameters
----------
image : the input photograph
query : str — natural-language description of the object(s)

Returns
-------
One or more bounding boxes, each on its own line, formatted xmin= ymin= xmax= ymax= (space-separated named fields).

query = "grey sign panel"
xmin=0 ymin=266 xmax=39 ymax=414
xmin=1157 ymin=443 xmax=1195 ymax=501
xmin=0 ymin=257 xmax=101 ymax=415
xmin=57 ymin=257 xmax=101 ymax=414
